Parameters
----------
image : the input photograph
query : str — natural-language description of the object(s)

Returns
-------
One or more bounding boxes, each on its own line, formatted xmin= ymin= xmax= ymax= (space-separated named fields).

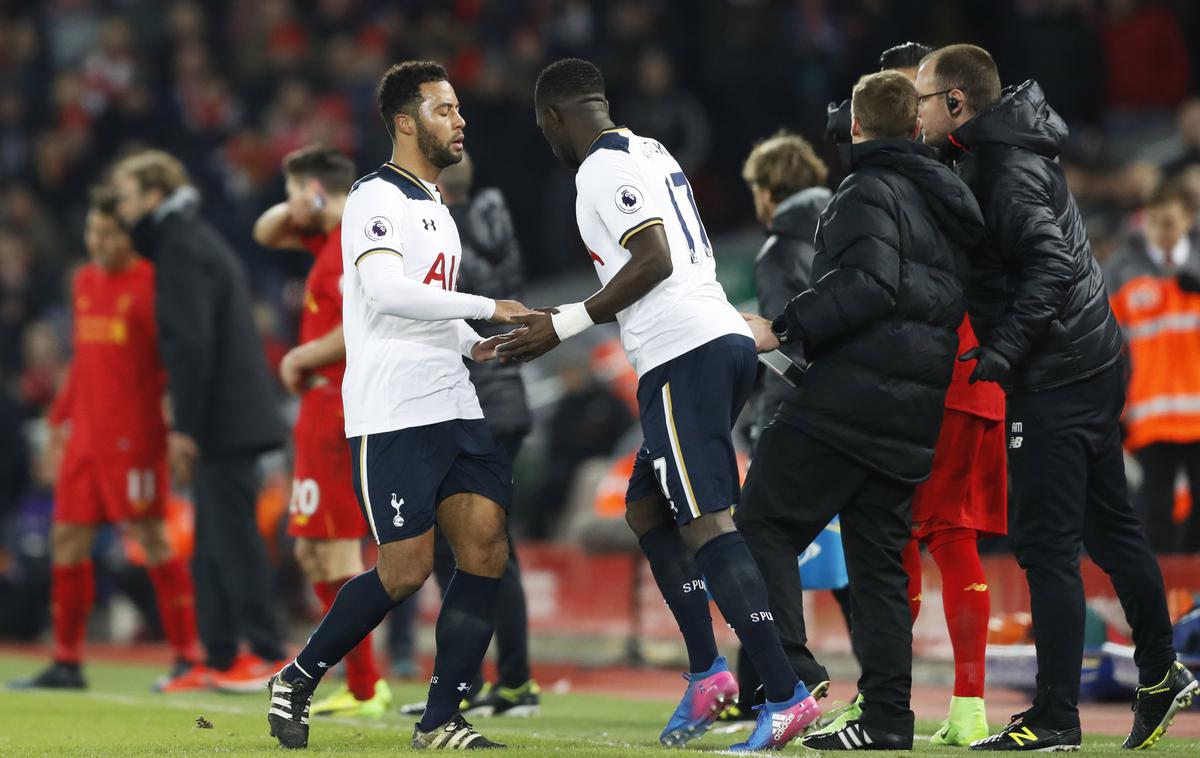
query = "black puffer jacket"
xmin=454 ymin=188 xmax=532 ymax=437
xmin=131 ymin=188 xmax=286 ymax=455
xmin=751 ymin=187 xmax=831 ymax=438
xmin=776 ymin=140 xmax=984 ymax=483
xmin=944 ymin=80 xmax=1122 ymax=393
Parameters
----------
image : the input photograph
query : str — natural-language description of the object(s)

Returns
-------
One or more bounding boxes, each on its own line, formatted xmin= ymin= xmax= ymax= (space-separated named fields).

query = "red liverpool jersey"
xmin=299 ymin=225 xmax=345 ymax=387
xmin=944 ymin=315 xmax=1006 ymax=421
xmin=49 ymin=258 xmax=167 ymax=457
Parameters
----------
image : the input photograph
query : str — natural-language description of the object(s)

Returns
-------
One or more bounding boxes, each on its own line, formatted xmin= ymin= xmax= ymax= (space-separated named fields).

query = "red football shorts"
xmin=287 ymin=383 xmax=366 ymax=539
xmin=55 ymin=446 xmax=168 ymax=524
xmin=911 ymin=408 xmax=1008 ymax=539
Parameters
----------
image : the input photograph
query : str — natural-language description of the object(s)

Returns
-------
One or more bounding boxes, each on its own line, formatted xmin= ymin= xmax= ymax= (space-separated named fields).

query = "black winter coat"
xmin=751 ymin=187 xmax=831 ymax=437
xmin=776 ymin=139 xmax=984 ymax=483
xmin=131 ymin=188 xmax=286 ymax=456
xmin=944 ymin=80 xmax=1123 ymax=393
xmin=454 ymin=188 xmax=532 ymax=437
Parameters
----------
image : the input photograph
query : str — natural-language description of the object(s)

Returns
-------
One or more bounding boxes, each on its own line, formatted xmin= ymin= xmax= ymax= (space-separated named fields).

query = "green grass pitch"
xmin=0 ymin=655 xmax=1196 ymax=756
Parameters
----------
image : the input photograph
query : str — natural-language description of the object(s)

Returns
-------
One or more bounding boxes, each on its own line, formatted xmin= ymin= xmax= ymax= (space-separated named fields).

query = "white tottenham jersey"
xmin=575 ymin=128 xmax=751 ymax=375
xmin=341 ymin=161 xmax=483 ymax=436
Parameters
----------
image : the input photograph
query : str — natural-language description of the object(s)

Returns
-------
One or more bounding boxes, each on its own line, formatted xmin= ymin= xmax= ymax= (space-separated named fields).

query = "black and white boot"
xmin=969 ymin=713 xmax=1081 ymax=752
xmin=267 ymin=671 xmax=313 ymax=749
xmin=412 ymin=714 xmax=506 ymax=750
xmin=800 ymin=719 xmax=913 ymax=751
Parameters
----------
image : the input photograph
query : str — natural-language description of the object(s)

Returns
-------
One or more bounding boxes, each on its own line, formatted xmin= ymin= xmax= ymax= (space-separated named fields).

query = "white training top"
xmin=574 ymin=128 xmax=751 ymax=376
xmin=341 ymin=161 xmax=492 ymax=437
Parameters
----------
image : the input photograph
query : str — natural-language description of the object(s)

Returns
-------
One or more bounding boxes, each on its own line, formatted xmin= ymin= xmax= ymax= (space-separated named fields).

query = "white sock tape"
xmin=550 ymin=302 xmax=594 ymax=341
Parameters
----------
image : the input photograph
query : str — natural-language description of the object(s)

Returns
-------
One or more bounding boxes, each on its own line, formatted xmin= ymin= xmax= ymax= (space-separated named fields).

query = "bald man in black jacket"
xmin=916 ymin=44 xmax=1191 ymax=752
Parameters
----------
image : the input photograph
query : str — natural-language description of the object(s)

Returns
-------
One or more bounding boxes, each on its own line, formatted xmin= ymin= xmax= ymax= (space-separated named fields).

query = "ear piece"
xmin=946 ymin=93 xmax=961 ymax=116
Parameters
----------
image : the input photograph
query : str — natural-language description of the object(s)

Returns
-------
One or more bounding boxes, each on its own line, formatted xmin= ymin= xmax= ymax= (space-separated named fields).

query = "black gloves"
xmin=959 ymin=345 xmax=1011 ymax=384
xmin=1177 ymin=269 xmax=1200 ymax=294
xmin=825 ymin=99 xmax=852 ymax=145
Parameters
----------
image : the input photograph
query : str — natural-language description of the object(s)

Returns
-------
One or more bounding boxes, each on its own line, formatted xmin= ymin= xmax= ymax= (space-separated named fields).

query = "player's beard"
xmin=416 ymin=118 xmax=462 ymax=169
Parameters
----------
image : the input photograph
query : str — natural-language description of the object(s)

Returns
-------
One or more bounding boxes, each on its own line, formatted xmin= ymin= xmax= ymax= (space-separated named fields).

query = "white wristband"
xmin=551 ymin=302 xmax=594 ymax=341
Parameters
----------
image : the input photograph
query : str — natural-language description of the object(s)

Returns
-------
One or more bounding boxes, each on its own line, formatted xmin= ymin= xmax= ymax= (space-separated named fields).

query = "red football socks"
xmin=52 ymin=562 xmax=95 ymax=664
xmin=928 ymin=527 xmax=989 ymax=698
xmin=315 ymin=578 xmax=380 ymax=701
xmin=147 ymin=556 xmax=202 ymax=664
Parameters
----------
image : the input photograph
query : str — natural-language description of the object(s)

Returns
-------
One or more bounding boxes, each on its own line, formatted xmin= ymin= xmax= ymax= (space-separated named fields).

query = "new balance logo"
xmin=391 ymin=493 xmax=405 ymax=527
xmin=964 ymin=583 xmax=988 ymax=592
xmin=750 ymin=610 xmax=774 ymax=623
xmin=422 ymin=219 xmax=436 ymax=231
xmin=1009 ymin=436 xmax=1023 ymax=449
xmin=317 ymin=661 xmax=329 ymax=669
xmin=1011 ymin=422 xmax=1023 ymax=433
xmin=1009 ymin=726 xmax=1039 ymax=747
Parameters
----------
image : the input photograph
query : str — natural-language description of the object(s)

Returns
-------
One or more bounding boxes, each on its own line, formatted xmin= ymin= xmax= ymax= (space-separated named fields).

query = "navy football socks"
xmin=419 ymin=570 xmax=500 ymax=732
xmin=639 ymin=523 xmax=719 ymax=674
xmin=286 ymin=568 xmax=397 ymax=686
xmin=694 ymin=531 xmax=799 ymax=702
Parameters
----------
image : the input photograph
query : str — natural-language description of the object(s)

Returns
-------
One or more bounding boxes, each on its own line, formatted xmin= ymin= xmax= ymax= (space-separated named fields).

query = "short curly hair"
xmin=377 ymin=60 xmax=449 ymax=140
xmin=535 ymin=58 xmax=605 ymax=108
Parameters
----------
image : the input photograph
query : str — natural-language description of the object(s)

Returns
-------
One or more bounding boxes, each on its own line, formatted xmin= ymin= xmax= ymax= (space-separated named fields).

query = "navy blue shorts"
xmin=626 ymin=334 xmax=757 ymax=524
xmin=349 ymin=419 xmax=512 ymax=545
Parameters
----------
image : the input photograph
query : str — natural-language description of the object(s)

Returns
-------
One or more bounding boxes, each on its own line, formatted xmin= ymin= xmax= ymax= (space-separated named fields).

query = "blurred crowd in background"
xmin=3 ymin=0 xmax=1200 ymax=641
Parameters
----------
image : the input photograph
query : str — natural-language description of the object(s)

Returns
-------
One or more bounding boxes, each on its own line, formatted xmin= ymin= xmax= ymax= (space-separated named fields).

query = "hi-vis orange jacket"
xmin=1106 ymin=230 xmax=1200 ymax=451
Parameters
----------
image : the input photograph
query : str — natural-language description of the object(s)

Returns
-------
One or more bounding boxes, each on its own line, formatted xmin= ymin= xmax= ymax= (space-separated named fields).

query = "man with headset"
xmin=916 ymin=44 xmax=1194 ymax=752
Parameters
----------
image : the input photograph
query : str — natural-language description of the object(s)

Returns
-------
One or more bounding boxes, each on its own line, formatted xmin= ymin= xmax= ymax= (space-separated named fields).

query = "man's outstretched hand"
xmin=495 ymin=309 xmax=560 ymax=362
xmin=471 ymin=329 xmax=527 ymax=362
xmin=490 ymin=299 xmax=537 ymax=324
xmin=741 ymin=312 xmax=781 ymax=353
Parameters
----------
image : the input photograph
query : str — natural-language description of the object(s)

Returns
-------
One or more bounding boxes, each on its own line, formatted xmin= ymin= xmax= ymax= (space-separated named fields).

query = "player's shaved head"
xmin=378 ymin=60 xmax=450 ymax=141
xmin=534 ymin=58 xmax=606 ymax=109
xmin=534 ymin=58 xmax=612 ymax=169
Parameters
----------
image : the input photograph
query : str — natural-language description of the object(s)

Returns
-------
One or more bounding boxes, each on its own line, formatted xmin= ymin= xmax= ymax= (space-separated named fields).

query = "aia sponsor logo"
xmin=423 ymin=252 xmax=458 ymax=290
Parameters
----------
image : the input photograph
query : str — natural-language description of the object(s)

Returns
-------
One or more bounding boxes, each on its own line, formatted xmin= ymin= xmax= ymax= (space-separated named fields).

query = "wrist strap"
xmin=551 ymin=302 xmax=594 ymax=341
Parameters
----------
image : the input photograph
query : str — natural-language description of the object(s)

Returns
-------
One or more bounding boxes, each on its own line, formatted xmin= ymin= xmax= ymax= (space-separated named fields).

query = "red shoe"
xmin=211 ymin=652 xmax=287 ymax=693
xmin=154 ymin=662 xmax=214 ymax=693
